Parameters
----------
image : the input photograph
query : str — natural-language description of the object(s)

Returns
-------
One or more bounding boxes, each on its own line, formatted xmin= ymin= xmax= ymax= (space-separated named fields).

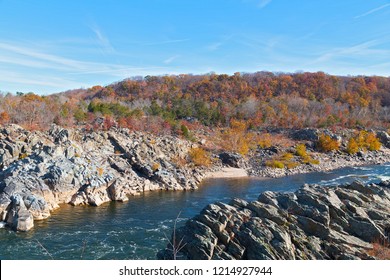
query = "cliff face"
xmin=158 ymin=181 xmax=390 ymax=260
xmin=0 ymin=124 xmax=207 ymax=231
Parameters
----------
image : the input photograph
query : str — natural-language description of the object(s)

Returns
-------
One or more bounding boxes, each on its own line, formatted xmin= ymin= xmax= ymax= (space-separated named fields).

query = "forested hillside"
xmin=1 ymin=72 xmax=390 ymax=134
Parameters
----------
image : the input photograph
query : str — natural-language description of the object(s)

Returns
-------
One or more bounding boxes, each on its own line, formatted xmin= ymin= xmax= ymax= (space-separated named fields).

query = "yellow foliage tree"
xmin=219 ymin=119 xmax=257 ymax=155
xmin=189 ymin=147 xmax=212 ymax=167
xmin=350 ymin=131 xmax=381 ymax=152
xmin=317 ymin=134 xmax=340 ymax=152
xmin=295 ymin=144 xmax=307 ymax=157
xmin=346 ymin=138 xmax=359 ymax=154
xmin=365 ymin=132 xmax=381 ymax=151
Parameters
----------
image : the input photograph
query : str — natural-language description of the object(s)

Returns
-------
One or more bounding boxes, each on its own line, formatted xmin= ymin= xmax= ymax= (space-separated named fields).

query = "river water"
xmin=1 ymin=163 xmax=390 ymax=260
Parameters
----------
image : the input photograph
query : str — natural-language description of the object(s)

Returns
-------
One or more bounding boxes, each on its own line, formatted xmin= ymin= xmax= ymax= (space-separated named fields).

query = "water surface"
xmin=1 ymin=163 xmax=389 ymax=259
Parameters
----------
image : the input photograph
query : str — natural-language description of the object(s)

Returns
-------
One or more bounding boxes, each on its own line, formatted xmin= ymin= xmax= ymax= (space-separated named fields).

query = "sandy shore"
xmin=206 ymin=167 xmax=248 ymax=178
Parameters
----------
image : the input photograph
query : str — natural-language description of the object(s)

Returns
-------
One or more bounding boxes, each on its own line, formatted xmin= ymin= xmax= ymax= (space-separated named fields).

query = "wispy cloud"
xmin=163 ymin=55 xmax=180 ymax=64
xmin=0 ymin=41 xmax=161 ymax=75
xmin=311 ymin=40 xmax=390 ymax=65
xmin=206 ymin=42 xmax=223 ymax=51
xmin=142 ymin=39 xmax=190 ymax=46
xmin=88 ymin=23 xmax=115 ymax=54
xmin=0 ymin=42 xmax=90 ymax=69
xmin=354 ymin=3 xmax=390 ymax=19
xmin=242 ymin=0 xmax=272 ymax=9
xmin=0 ymin=70 xmax=79 ymax=89
xmin=0 ymin=39 xmax=172 ymax=93
xmin=67 ymin=66 xmax=168 ymax=75
xmin=206 ymin=34 xmax=236 ymax=52
xmin=257 ymin=0 xmax=272 ymax=9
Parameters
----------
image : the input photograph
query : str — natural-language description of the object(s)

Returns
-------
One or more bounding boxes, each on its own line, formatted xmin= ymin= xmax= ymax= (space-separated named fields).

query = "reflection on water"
xmin=1 ymin=163 xmax=389 ymax=259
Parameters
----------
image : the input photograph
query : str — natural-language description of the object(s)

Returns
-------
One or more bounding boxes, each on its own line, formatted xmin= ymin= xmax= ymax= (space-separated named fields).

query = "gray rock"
xmin=376 ymin=131 xmax=390 ymax=148
xmin=1 ymin=125 xmax=211 ymax=231
xmin=291 ymin=128 xmax=320 ymax=141
xmin=159 ymin=182 xmax=390 ymax=260
xmin=219 ymin=152 xmax=245 ymax=168
xmin=13 ymin=209 xmax=34 ymax=232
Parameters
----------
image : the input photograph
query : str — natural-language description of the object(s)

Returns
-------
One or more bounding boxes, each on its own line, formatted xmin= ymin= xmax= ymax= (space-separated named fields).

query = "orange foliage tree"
xmin=0 ymin=111 xmax=10 ymax=125
xmin=219 ymin=119 xmax=258 ymax=155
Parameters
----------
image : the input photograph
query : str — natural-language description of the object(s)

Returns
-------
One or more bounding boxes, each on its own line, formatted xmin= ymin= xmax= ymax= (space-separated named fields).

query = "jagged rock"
xmin=159 ymin=181 xmax=390 ymax=260
xmin=376 ymin=131 xmax=390 ymax=148
xmin=49 ymin=125 xmax=71 ymax=144
xmin=12 ymin=208 xmax=34 ymax=232
xmin=0 ymin=126 xmax=210 ymax=231
xmin=247 ymin=201 xmax=286 ymax=225
xmin=5 ymin=195 xmax=35 ymax=232
xmin=291 ymin=128 xmax=320 ymax=141
xmin=219 ymin=152 xmax=245 ymax=168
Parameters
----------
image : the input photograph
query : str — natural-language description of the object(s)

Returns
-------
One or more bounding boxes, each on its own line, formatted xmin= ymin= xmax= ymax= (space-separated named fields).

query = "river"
xmin=1 ymin=163 xmax=390 ymax=260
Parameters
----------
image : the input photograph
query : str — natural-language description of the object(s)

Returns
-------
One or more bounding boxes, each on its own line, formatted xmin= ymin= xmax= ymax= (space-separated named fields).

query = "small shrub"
xmin=367 ymin=239 xmax=390 ymax=260
xmin=218 ymin=119 xmax=258 ymax=156
xmin=180 ymin=124 xmax=190 ymax=139
xmin=365 ymin=132 xmax=381 ymax=151
xmin=294 ymin=143 xmax=320 ymax=165
xmin=346 ymin=138 xmax=359 ymax=155
xmin=19 ymin=153 xmax=28 ymax=160
xmin=266 ymin=151 xmax=305 ymax=169
xmin=152 ymin=162 xmax=160 ymax=171
xmin=97 ymin=167 xmax=104 ymax=176
xmin=265 ymin=160 xmax=285 ymax=169
xmin=0 ymin=112 xmax=10 ymax=125
xmin=346 ymin=131 xmax=381 ymax=154
xmin=258 ymin=133 xmax=272 ymax=148
xmin=295 ymin=144 xmax=308 ymax=157
xmin=317 ymin=134 xmax=339 ymax=152
xmin=281 ymin=152 xmax=294 ymax=161
xmin=285 ymin=161 xmax=299 ymax=169
xmin=189 ymin=147 xmax=212 ymax=167
xmin=302 ymin=156 xmax=320 ymax=165
xmin=172 ymin=156 xmax=187 ymax=167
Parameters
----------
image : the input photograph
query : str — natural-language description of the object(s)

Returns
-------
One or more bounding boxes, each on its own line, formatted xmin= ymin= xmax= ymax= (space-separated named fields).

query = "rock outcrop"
xmin=158 ymin=180 xmax=390 ymax=260
xmin=219 ymin=152 xmax=245 ymax=168
xmin=377 ymin=131 xmax=390 ymax=149
xmin=0 ymin=124 xmax=209 ymax=231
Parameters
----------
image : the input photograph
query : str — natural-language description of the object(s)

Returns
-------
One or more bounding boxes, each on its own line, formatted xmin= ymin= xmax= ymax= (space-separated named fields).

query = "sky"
xmin=0 ymin=0 xmax=390 ymax=94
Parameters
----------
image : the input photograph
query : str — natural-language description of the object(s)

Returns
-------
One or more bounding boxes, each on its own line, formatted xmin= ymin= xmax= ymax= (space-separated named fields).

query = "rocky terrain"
xmin=247 ymin=128 xmax=390 ymax=178
xmin=0 ymin=124 xmax=209 ymax=231
xmin=158 ymin=180 xmax=390 ymax=260
xmin=1 ymin=124 xmax=390 ymax=233
xmin=249 ymin=148 xmax=390 ymax=178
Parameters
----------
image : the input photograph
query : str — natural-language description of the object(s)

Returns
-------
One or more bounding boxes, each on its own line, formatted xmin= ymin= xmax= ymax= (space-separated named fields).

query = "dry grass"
xmin=367 ymin=239 xmax=390 ymax=260
xmin=188 ymin=147 xmax=212 ymax=167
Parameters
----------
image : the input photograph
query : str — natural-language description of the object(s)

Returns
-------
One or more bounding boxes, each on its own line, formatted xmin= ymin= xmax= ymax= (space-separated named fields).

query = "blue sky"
xmin=0 ymin=0 xmax=390 ymax=94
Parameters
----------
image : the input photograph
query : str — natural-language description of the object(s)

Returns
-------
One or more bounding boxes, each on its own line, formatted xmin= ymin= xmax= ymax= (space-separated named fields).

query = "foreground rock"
xmin=0 ymin=124 xmax=209 ymax=231
xmin=158 ymin=180 xmax=390 ymax=260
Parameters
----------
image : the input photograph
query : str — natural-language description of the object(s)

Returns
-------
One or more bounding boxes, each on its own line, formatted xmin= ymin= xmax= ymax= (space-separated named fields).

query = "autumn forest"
xmin=1 ymin=72 xmax=390 ymax=135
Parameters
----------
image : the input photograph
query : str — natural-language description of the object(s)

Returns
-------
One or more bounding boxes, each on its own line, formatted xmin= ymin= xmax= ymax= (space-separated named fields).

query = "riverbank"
xmin=2 ymin=123 xmax=390 ymax=232
xmin=159 ymin=180 xmax=390 ymax=260
xmin=205 ymin=168 xmax=248 ymax=178
xmin=248 ymin=148 xmax=390 ymax=178
xmin=3 ymin=163 xmax=389 ymax=260
xmin=0 ymin=124 xmax=209 ymax=231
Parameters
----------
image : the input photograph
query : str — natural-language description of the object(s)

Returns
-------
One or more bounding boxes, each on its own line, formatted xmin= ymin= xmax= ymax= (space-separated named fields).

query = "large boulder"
xmin=376 ymin=131 xmax=390 ymax=148
xmin=159 ymin=181 xmax=390 ymax=260
xmin=291 ymin=128 xmax=320 ymax=141
xmin=219 ymin=152 xmax=245 ymax=168
xmin=5 ymin=195 xmax=34 ymax=232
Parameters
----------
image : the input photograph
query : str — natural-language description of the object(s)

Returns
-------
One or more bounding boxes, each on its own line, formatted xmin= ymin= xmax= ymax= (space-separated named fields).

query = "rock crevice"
xmin=158 ymin=181 xmax=390 ymax=260
xmin=0 ymin=124 xmax=209 ymax=231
